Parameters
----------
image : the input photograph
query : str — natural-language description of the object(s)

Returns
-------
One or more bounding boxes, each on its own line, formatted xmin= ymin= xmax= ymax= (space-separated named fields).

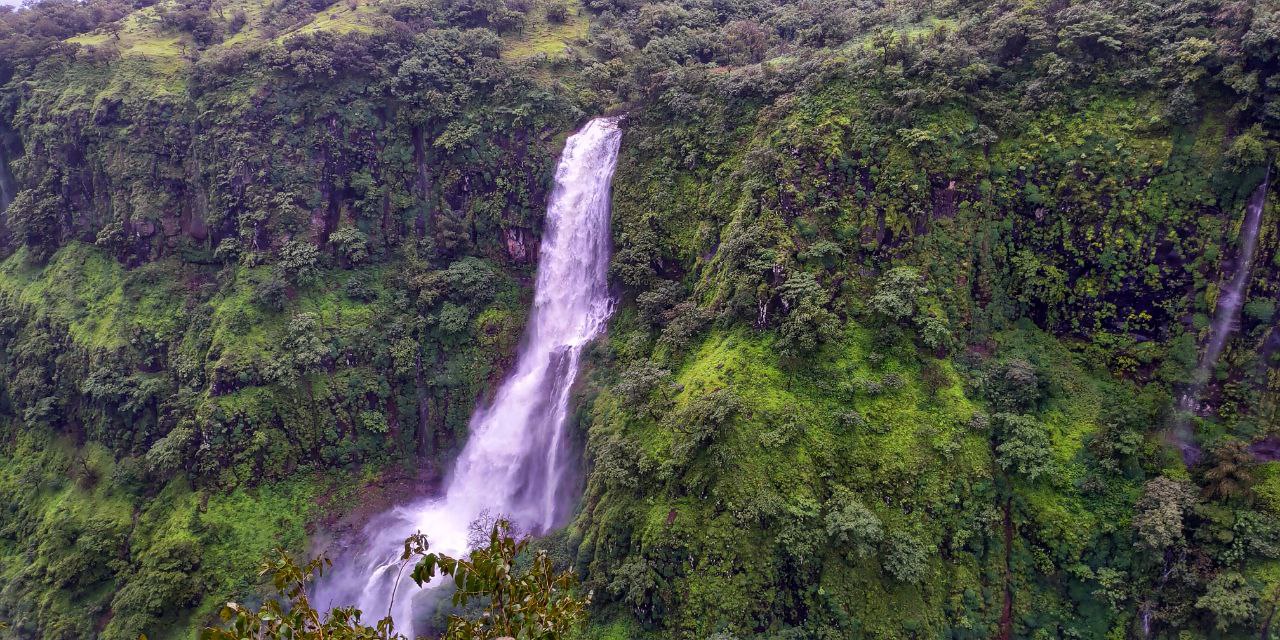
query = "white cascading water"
xmin=0 ymin=144 xmax=15 ymax=213
xmin=316 ymin=117 xmax=623 ymax=636
xmin=1173 ymin=168 xmax=1270 ymax=464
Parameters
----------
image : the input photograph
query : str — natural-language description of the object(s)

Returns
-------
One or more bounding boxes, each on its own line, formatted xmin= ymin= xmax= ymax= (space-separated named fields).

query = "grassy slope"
xmin=501 ymin=0 xmax=589 ymax=62
xmin=0 ymin=0 xmax=569 ymax=631
xmin=0 ymin=245 xmax=319 ymax=637
xmin=569 ymin=56 xmax=1280 ymax=635
xmin=576 ymin=320 xmax=1140 ymax=637
xmin=0 ymin=427 xmax=323 ymax=639
xmin=0 ymin=243 xmax=184 ymax=349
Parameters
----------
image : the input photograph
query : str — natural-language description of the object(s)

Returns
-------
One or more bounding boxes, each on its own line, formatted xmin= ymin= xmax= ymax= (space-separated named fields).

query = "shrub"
xmin=615 ymin=362 xmax=673 ymax=411
xmin=1195 ymin=572 xmax=1258 ymax=631
xmin=986 ymin=358 xmax=1042 ymax=412
xmin=1133 ymin=476 xmax=1196 ymax=551
xmin=278 ymin=239 xmax=321 ymax=286
xmin=329 ymin=226 xmax=370 ymax=265
xmin=253 ymin=275 xmax=290 ymax=312
xmin=824 ymin=488 xmax=883 ymax=560
xmin=546 ymin=2 xmax=568 ymax=23
xmin=993 ymin=412 xmax=1052 ymax=481
xmin=869 ymin=267 xmax=925 ymax=321
xmin=881 ymin=531 xmax=930 ymax=583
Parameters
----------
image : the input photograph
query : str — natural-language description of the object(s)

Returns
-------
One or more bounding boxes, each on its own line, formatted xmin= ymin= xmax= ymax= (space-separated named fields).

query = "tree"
xmin=722 ymin=19 xmax=769 ymax=64
xmin=1196 ymin=572 xmax=1259 ymax=631
xmin=411 ymin=519 xmax=590 ymax=640
xmin=869 ymin=267 xmax=925 ymax=322
xmin=7 ymin=178 xmax=66 ymax=264
xmin=331 ymin=225 xmax=371 ymax=265
xmin=1132 ymin=476 xmax=1196 ymax=551
xmin=867 ymin=267 xmax=954 ymax=351
xmin=204 ymin=520 xmax=589 ymax=640
xmin=881 ymin=530 xmax=931 ymax=583
xmin=201 ymin=551 xmax=401 ymax=640
xmin=666 ymin=388 xmax=741 ymax=465
xmin=285 ymin=312 xmax=330 ymax=374
xmin=615 ymin=361 xmax=673 ymax=413
xmin=279 ymin=238 xmax=322 ymax=286
xmin=993 ymin=412 xmax=1053 ymax=481
xmin=776 ymin=271 xmax=839 ymax=359
xmin=985 ymin=359 xmax=1042 ymax=412
xmin=1201 ymin=440 xmax=1256 ymax=502
xmin=545 ymin=2 xmax=567 ymax=23
xmin=824 ymin=488 xmax=883 ymax=561
xmin=254 ymin=274 xmax=290 ymax=312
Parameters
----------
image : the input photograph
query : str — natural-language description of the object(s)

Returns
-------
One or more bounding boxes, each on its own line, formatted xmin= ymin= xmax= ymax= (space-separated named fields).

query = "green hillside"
xmin=0 ymin=0 xmax=1278 ymax=637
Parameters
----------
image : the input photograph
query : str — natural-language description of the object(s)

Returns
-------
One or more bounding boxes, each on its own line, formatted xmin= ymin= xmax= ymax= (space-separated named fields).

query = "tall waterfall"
xmin=0 ymin=144 xmax=15 ymax=214
xmin=316 ymin=117 xmax=623 ymax=636
xmin=1173 ymin=169 xmax=1270 ymax=464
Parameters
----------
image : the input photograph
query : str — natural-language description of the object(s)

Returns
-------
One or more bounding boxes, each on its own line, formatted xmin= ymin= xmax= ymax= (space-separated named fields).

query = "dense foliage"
xmin=0 ymin=0 xmax=1278 ymax=637
xmin=202 ymin=521 xmax=588 ymax=640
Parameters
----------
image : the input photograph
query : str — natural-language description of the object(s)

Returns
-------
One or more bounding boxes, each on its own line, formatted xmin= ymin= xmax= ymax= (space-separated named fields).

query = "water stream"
xmin=1173 ymin=169 xmax=1270 ymax=464
xmin=0 ymin=144 xmax=15 ymax=214
xmin=316 ymin=116 xmax=623 ymax=636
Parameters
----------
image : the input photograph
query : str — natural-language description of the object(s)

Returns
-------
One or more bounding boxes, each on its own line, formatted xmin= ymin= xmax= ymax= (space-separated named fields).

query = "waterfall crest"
xmin=316 ymin=116 xmax=623 ymax=635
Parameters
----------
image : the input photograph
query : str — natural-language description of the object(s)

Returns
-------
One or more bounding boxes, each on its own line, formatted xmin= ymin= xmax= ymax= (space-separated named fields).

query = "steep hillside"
xmin=0 ymin=0 xmax=1278 ymax=638
xmin=573 ymin=65 xmax=1280 ymax=636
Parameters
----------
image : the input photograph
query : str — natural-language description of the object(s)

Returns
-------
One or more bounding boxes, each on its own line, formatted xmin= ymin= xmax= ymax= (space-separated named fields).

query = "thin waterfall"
xmin=0 ymin=143 xmax=15 ymax=214
xmin=316 ymin=117 xmax=623 ymax=636
xmin=1173 ymin=168 xmax=1270 ymax=464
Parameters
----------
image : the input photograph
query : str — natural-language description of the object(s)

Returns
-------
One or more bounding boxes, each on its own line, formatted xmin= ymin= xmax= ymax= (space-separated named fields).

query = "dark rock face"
xmin=504 ymin=226 xmax=533 ymax=263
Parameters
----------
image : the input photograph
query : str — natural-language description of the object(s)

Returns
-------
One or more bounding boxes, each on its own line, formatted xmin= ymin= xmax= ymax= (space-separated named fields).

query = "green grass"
xmin=579 ymin=323 xmax=993 ymax=636
xmin=64 ymin=4 xmax=190 ymax=98
xmin=0 ymin=243 xmax=185 ymax=349
xmin=577 ymin=311 xmax=1157 ymax=637
xmin=289 ymin=0 xmax=381 ymax=37
xmin=203 ymin=263 xmax=389 ymax=382
xmin=0 ymin=425 xmax=334 ymax=640
xmin=502 ymin=0 xmax=589 ymax=61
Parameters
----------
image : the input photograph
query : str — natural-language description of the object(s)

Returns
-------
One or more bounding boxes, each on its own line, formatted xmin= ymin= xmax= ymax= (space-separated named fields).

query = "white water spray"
xmin=1173 ymin=169 xmax=1270 ymax=464
xmin=316 ymin=117 xmax=623 ymax=636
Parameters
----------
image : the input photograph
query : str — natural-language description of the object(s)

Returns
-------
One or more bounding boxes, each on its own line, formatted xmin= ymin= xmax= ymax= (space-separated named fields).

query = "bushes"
xmin=1133 ymin=476 xmax=1196 ymax=552
xmin=615 ymin=361 xmax=673 ymax=410
xmin=869 ymin=267 xmax=954 ymax=352
xmin=1195 ymin=572 xmax=1258 ymax=631
xmin=665 ymin=388 xmax=741 ymax=468
xmin=277 ymin=240 xmax=321 ymax=287
xmin=823 ymin=488 xmax=882 ymax=561
xmin=992 ymin=412 xmax=1052 ymax=481
xmin=984 ymin=359 xmax=1043 ymax=413
xmin=607 ymin=556 xmax=668 ymax=627
xmin=881 ymin=531 xmax=931 ymax=584
xmin=253 ymin=275 xmax=290 ymax=312
xmin=545 ymin=1 xmax=568 ymax=23
xmin=104 ymin=536 xmax=204 ymax=640
xmin=869 ymin=267 xmax=926 ymax=322
xmin=776 ymin=271 xmax=839 ymax=359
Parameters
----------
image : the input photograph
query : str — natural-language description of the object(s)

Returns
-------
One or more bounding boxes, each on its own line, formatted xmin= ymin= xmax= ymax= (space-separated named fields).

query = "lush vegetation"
xmin=202 ymin=520 xmax=589 ymax=640
xmin=0 ymin=0 xmax=1278 ymax=637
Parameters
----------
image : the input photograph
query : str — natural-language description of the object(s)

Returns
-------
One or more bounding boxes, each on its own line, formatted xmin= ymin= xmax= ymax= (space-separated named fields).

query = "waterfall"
xmin=1173 ymin=168 xmax=1270 ymax=464
xmin=316 ymin=116 xmax=623 ymax=635
xmin=0 ymin=144 xmax=15 ymax=214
